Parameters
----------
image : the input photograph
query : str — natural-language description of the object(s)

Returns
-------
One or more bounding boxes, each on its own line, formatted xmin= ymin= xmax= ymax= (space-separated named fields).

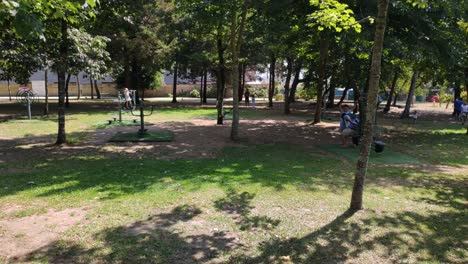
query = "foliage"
xmin=190 ymin=89 xmax=200 ymax=98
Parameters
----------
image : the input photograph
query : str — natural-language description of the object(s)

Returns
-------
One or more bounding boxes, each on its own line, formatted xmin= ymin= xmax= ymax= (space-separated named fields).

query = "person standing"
xmin=454 ymin=97 xmax=464 ymax=117
xmin=124 ymin=88 xmax=132 ymax=109
xmin=244 ymin=88 xmax=250 ymax=106
xmin=251 ymin=92 xmax=256 ymax=109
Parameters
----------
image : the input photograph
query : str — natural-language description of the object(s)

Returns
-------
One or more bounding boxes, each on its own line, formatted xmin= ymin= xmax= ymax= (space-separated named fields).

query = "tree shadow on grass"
xmin=0 ymin=137 xmax=353 ymax=200
xmin=214 ymin=189 xmax=280 ymax=231
xmin=229 ymin=208 xmax=467 ymax=263
xmin=23 ymin=204 xmax=241 ymax=264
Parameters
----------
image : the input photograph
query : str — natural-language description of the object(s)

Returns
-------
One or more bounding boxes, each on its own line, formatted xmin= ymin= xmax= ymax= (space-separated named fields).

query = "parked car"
xmin=427 ymin=95 xmax=440 ymax=103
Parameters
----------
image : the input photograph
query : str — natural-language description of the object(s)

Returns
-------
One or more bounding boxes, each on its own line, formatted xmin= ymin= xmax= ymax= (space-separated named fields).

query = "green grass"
xmin=0 ymin=144 xmax=466 ymax=263
xmin=320 ymin=144 xmax=421 ymax=164
xmin=0 ymin=103 xmax=466 ymax=263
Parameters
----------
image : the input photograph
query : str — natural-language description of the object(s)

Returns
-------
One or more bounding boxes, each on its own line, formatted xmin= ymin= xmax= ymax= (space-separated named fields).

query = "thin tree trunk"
xmin=350 ymin=0 xmax=389 ymax=211
xmin=400 ymin=71 xmax=419 ymax=119
xmin=172 ymin=62 xmax=178 ymax=103
xmin=392 ymin=91 xmax=398 ymax=106
xmin=268 ymin=55 xmax=276 ymax=107
xmin=326 ymin=77 xmax=336 ymax=108
xmin=230 ymin=0 xmax=248 ymax=141
xmin=284 ymin=57 xmax=293 ymax=115
xmin=56 ymin=20 xmax=68 ymax=145
xmin=76 ymin=74 xmax=81 ymax=100
xmin=90 ymin=77 xmax=94 ymax=99
xmin=65 ymin=73 xmax=71 ymax=108
xmin=94 ymin=80 xmax=101 ymax=99
xmin=289 ymin=62 xmax=302 ymax=103
xmin=44 ymin=70 xmax=49 ymax=115
xmin=337 ymin=84 xmax=351 ymax=106
xmin=7 ymin=79 xmax=11 ymax=101
xmin=216 ymin=30 xmax=226 ymax=125
xmin=313 ymin=34 xmax=330 ymax=124
xmin=452 ymin=80 xmax=461 ymax=115
xmin=384 ymin=71 xmax=399 ymax=112
xmin=200 ymin=71 xmax=204 ymax=105
xmin=238 ymin=63 xmax=244 ymax=102
xmin=203 ymin=69 xmax=208 ymax=104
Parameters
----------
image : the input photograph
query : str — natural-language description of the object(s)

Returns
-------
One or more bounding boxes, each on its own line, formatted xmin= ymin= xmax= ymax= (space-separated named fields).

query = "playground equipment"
xmin=130 ymin=101 xmax=154 ymax=136
xmin=16 ymin=87 xmax=38 ymax=120
xmin=110 ymin=89 xmax=137 ymax=124
xmin=108 ymin=94 xmax=173 ymax=142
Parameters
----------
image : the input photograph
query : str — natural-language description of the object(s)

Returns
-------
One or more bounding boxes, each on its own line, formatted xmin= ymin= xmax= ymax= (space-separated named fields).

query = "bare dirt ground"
xmin=0 ymin=208 xmax=88 ymax=261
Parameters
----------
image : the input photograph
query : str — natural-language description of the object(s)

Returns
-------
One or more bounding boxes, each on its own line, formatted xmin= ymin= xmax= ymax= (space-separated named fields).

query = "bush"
xmin=297 ymin=88 xmax=315 ymax=101
xmin=249 ymin=86 xmax=267 ymax=98
xmin=205 ymin=86 xmax=218 ymax=98
xmin=190 ymin=89 xmax=200 ymax=98
xmin=275 ymin=94 xmax=284 ymax=101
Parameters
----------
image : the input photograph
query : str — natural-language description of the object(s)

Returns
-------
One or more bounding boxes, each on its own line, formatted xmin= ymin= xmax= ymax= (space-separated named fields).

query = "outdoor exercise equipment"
xmin=111 ymin=89 xmax=137 ymax=124
xmin=16 ymin=87 xmax=38 ymax=120
xmin=130 ymin=101 xmax=154 ymax=136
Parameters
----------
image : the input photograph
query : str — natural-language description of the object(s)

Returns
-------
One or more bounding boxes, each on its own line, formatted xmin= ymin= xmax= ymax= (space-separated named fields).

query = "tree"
xmin=350 ymin=0 xmax=389 ymax=211
xmin=307 ymin=0 xmax=363 ymax=123
xmin=229 ymin=0 xmax=249 ymax=141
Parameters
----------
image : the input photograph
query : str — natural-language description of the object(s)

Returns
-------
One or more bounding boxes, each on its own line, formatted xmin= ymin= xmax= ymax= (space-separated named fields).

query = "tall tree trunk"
xmin=203 ymin=69 xmax=208 ymax=104
xmin=452 ymin=80 xmax=461 ymax=115
xmin=268 ymin=55 xmax=276 ymax=107
xmin=56 ymin=20 xmax=68 ymax=145
xmin=124 ymin=59 xmax=131 ymax=88
xmin=76 ymin=74 xmax=81 ymax=100
xmin=353 ymin=79 xmax=362 ymax=114
xmin=313 ymin=34 xmax=330 ymax=124
xmin=284 ymin=57 xmax=293 ymax=115
xmin=94 ymin=80 xmax=101 ymax=99
xmin=216 ymin=31 xmax=226 ymax=125
xmin=44 ymin=70 xmax=49 ymax=115
xmin=7 ymin=79 xmax=11 ymax=101
xmin=326 ymin=76 xmax=336 ymax=108
xmin=65 ymin=73 xmax=71 ymax=108
xmin=400 ymin=71 xmax=419 ymax=119
xmin=238 ymin=63 xmax=244 ymax=102
xmin=90 ymin=77 xmax=94 ymax=99
xmin=289 ymin=62 xmax=302 ymax=103
xmin=172 ymin=62 xmax=178 ymax=103
xmin=337 ymin=84 xmax=351 ymax=106
xmin=392 ymin=91 xmax=398 ymax=106
xmin=230 ymin=0 xmax=248 ymax=141
xmin=383 ymin=71 xmax=399 ymax=113
xmin=350 ymin=0 xmax=389 ymax=211
xmin=200 ymin=71 xmax=204 ymax=105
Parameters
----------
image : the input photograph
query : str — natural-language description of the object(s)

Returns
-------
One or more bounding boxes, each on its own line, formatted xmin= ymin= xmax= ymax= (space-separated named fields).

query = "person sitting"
xmin=339 ymin=104 xmax=359 ymax=147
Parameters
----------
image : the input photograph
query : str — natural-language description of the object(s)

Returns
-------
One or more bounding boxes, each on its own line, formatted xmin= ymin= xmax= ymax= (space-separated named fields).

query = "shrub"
xmin=190 ymin=89 xmax=200 ymax=98
xmin=205 ymin=86 xmax=218 ymax=98
xmin=275 ymin=94 xmax=284 ymax=101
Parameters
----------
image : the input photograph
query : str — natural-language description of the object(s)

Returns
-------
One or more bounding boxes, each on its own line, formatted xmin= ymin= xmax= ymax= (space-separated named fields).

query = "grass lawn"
xmin=0 ymin=102 xmax=466 ymax=263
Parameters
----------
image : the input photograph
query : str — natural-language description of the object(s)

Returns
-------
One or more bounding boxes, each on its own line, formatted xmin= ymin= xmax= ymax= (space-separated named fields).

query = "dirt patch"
xmin=0 ymin=208 xmax=87 ymax=261
xmin=121 ymin=204 xmax=242 ymax=263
